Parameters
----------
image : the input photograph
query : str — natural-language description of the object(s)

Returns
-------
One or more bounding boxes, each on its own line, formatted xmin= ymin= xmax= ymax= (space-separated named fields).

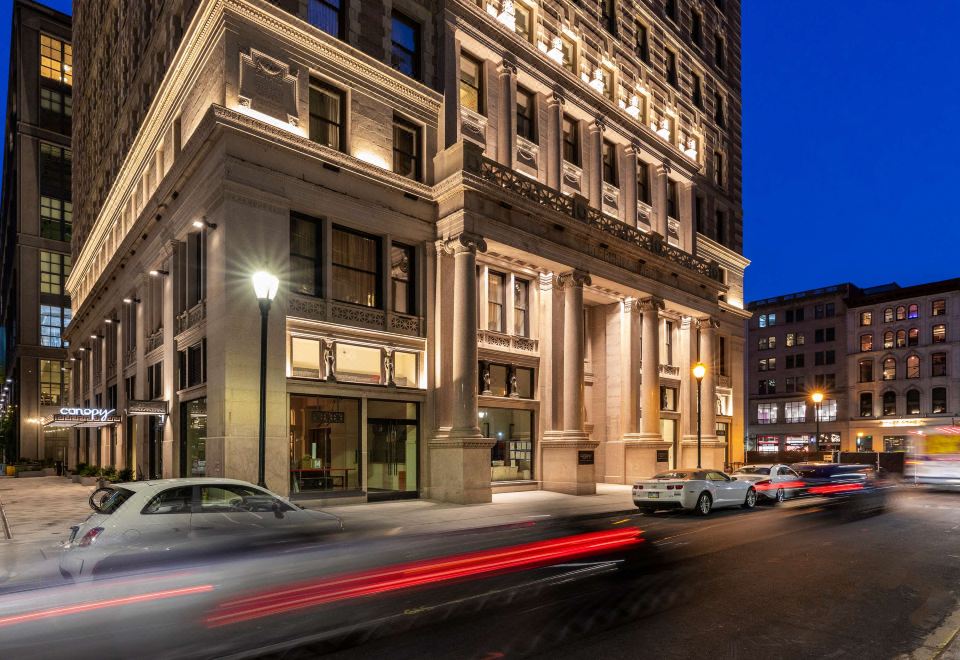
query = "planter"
xmin=79 ymin=476 xmax=99 ymax=486
xmin=71 ymin=474 xmax=82 ymax=483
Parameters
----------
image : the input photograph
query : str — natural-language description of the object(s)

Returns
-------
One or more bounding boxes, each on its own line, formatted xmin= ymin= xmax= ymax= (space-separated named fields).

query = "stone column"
xmin=429 ymin=233 xmax=495 ymax=504
xmin=698 ymin=317 xmax=719 ymax=442
xmin=639 ymin=297 xmax=663 ymax=438
xmin=622 ymin=143 xmax=639 ymax=227
xmin=653 ymin=160 xmax=671 ymax=237
xmin=160 ymin=242 xmax=180 ymax=478
xmin=546 ymin=91 xmax=564 ymax=190
xmin=496 ymin=59 xmax=516 ymax=168
xmin=587 ymin=118 xmax=604 ymax=210
xmin=114 ymin=313 xmax=125 ymax=471
xmin=541 ymin=270 xmax=598 ymax=495
xmin=680 ymin=182 xmax=696 ymax=252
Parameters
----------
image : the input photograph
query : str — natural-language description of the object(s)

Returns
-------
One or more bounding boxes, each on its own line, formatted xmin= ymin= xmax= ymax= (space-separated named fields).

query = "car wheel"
xmin=742 ymin=488 xmax=757 ymax=509
xmin=695 ymin=492 xmax=712 ymax=516
xmin=775 ymin=488 xmax=785 ymax=503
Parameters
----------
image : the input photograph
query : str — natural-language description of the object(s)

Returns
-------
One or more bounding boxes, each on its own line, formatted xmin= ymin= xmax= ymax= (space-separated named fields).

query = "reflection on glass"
xmin=367 ymin=400 xmax=418 ymax=496
xmin=291 ymin=337 xmax=321 ymax=378
xmin=182 ymin=398 xmax=207 ymax=477
xmin=481 ymin=407 xmax=534 ymax=481
xmin=393 ymin=351 xmax=418 ymax=387
xmin=290 ymin=395 xmax=360 ymax=494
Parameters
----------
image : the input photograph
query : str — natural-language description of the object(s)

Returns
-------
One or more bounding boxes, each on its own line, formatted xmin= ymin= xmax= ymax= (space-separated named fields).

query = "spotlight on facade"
xmin=193 ymin=218 xmax=217 ymax=230
xmin=149 ymin=269 xmax=169 ymax=277
xmin=123 ymin=297 xmax=141 ymax=304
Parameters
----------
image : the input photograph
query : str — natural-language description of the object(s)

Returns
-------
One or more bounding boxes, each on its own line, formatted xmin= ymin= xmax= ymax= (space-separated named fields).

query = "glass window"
xmin=562 ymin=115 xmax=580 ymax=165
xmin=860 ymin=334 xmax=873 ymax=352
xmin=393 ymin=351 xmax=418 ymax=387
xmin=784 ymin=401 xmax=805 ymax=423
xmin=932 ymin=387 xmax=947 ymax=414
xmin=933 ymin=324 xmax=946 ymax=343
xmin=40 ymin=250 xmax=71 ymax=294
xmin=667 ymin=180 xmax=678 ymax=219
xmin=757 ymin=403 xmax=778 ymax=424
xmin=859 ymin=359 xmax=873 ymax=383
xmin=40 ymin=304 xmax=71 ymax=347
xmin=882 ymin=357 xmax=896 ymax=380
xmin=932 ymin=352 xmax=947 ymax=377
xmin=692 ymin=72 xmax=703 ymax=108
xmin=514 ymin=2 xmax=532 ymax=41
xmin=393 ymin=116 xmax=422 ymax=181
xmin=291 ymin=337 xmax=321 ymax=379
xmin=290 ymin=214 xmax=320 ymax=297
xmin=40 ymin=34 xmax=72 ymax=85
xmin=906 ymin=389 xmax=921 ymax=415
xmin=40 ymin=196 xmax=72 ymax=241
xmin=485 ymin=363 xmax=509 ymax=397
xmin=142 ymin=487 xmax=194 ymax=515
xmin=859 ymin=311 xmax=872 ymax=326
xmin=39 ymin=86 xmax=72 ymax=133
xmin=181 ymin=398 xmax=207 ymax=477
xmin=308 ymin=0 xmax=343 ymax=39
xmin=660 ymin=386 xmax=678 ymax=411
xmin=859 ymin=392 xmax=873 ymax=417
xmin=882 ymin=391 xmax=896 ymax=416
xmin=516 ymin=87 xmax=537 ymax=142
xmin=332 ymin=226 xmax=380 ymax=307
xmin=488 ymin=271 xmax=506 ymax=332
xmin=884 ymin=435 xmax=907 ymax=452
xmin=691 ymin=10 xmax=703 ymax=45
xmin=459 ymin=52 xmax=483 ymax=114
xmin=666 ymin=49 xmax=678 ymax=87
xmin=932 ymin=299 xmax=946 ymax=316
xmin=714 ymin=92 xmax=725 ymax=127
xmin=714 ymin=151 xmax=724 ymax=187
xmin=367 ymin=400 xmax=419 ymax=495
xmin=336 ymin=343 xmax=382 ymax=384
xmin=391 ymin=244 xmax=415 ymax=314
xmin=816 ymin=399 xmax=837 ymax=422
xmin=514 ymin=366 xmax=534 ymax=398
xmin=636 ymin=22 xmax=650 ymax=62
xmin=907 ymin=355 xmax=920 ymax=379
xmin=896 ymin=330 xmax=906 ymax=348
xmin=390 ymin=11 xmax=420 ymax=79
xmin=309 ymin=80 xmax=345 ymax=151
xmin=758 ymin=314 xmax=767 ymax=328
xmin=290 ymin=395 xmax=360 ymax=494
xmin=908 ymin=328 xmax=919 ymax=346
xmin=39 ymin=359 xmax=65 ymax=405
xmin=637 ymin=162 xmax=651 ymax=204
xmin=883 ymin=308 xmax=894 ymax=323
xmin=714 ymin=35 xmax=725 ymax=69
xmin=896 ymin=305 xmax=906 ymax=320
xmin=907 ymin=304 xmax=919 ymax=319
xmin=883 ymin=331 xmax=894 ymax=349
xmin=602 ymin=140 xmax=618 ymax=185
xmin=513 ymin=278 xmax=529 ymax=336
xmin=481 ymin=407 xmax=534 ymax=482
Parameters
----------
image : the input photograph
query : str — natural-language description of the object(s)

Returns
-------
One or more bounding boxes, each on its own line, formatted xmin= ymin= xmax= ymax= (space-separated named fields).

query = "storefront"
xmin=480 ymin=407 xmax=534 ymax=482
xmin=43 ymin=408 xmax=121 ymax=464
xmin=126 ymin=400 xmax=168 ymax=480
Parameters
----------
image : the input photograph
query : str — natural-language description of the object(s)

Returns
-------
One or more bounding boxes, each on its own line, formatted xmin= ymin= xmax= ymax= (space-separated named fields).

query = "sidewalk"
xmin=0 ymin=476 xmax=94 ymax=544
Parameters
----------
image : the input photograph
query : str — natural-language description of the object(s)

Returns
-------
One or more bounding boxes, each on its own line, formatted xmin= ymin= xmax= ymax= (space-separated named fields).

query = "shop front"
xmin=480 ymin=407 xmax=534 ymax=483
xmin=43 ymin=408 xmax=121 ymax=467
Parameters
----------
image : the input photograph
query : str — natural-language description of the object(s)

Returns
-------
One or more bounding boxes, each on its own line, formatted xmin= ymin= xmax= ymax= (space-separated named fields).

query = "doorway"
xmin=367 ymin=400 xmax=419 ymax=501
xmin=148 ymin=416 xmax=163 ymax=479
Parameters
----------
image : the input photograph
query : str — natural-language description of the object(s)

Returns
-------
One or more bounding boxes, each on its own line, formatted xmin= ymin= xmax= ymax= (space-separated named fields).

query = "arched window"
xmin=907 ymin=355 xmax=920 ymax=379
xmin=859 ymin=392 xmax=873 ymax=417
xmin=896 ymin=329 xmax=906 ymax=348
xmin=933 ymin=387 xmax=947 ymax=414
xmin=883 ymin=307 xmax=894 ymax=323
xmin=907 ymin=304 xmax=919 ymax=319
xmin=908 ymin=328 xmax=919 ymax=346
xmin=883 ymin=331 xmax=894 ymax=349
xmin=906 ymin=389 xmax=921 ymax=415
xmin=882 ymin=357 xmax=896 ymax=380
xmin=896 ymin=305 xmax=906 ymax=321
xmin=882 ymin=391 xmax=897 ymax=416
xmin=860 ymin=334 xmax=873 ymax=352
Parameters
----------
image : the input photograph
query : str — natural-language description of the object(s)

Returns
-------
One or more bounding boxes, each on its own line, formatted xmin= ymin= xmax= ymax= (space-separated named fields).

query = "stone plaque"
xmin=238 ymin=49 xmax=298 ymax=126
xmin=577 ymin=450 xmax=595 ymax=465
xmin=656 ymin=450 xmax=669 ymax=463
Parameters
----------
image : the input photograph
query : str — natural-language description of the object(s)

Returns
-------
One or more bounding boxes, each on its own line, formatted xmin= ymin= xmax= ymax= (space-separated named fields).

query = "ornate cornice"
xmin=697 ymin=316 xmax=721 ymax=330
xmin=444 ymin=232 xmax=488 ymax=255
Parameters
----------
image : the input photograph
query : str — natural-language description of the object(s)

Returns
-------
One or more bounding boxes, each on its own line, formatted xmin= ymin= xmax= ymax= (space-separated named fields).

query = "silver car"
xmin=61 ymin=478 xmax=342 ymax=578
xmin=732 ymin=464 xmax=803 ymax=502
xmin=633 ymin=469 xmax=757 ymax=515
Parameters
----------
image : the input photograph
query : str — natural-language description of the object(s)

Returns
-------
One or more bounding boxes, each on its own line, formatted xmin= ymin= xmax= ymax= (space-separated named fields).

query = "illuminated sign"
xmin=880 ymin=419 xmax=925 ymax=428
xmin=127 ymin=400 xmax=168 ymax=416
xmin=58 ymin=407 xmax=116 ymax=421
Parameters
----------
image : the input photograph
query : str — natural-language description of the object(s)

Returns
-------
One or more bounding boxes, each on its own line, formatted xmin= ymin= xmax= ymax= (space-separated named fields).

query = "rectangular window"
xmin=859 ymin=360 xmax=874 ymax=382
xmin=660 ymin=386 xmax=678 ymax=411
xmin=40 ymin=195 xmax=72 ymax=241
xmin=487 ymin=271 xmax=506 ymax=332
xmin=514 ymin=2 xmax=532 ymax=41
xmin=825 ymin=303 xmax=835 ymax=317
xmin=786 ymin=333 xmax=795 ymax=347
xmin=332 ymin=226 xmax=381 ymax=308
xmin=784 ymin=401 xmax=806 ymax=423
xmin=562 ymin=115 xmax=580 ymax=165
xmin=307 ymin=0 xmax=343 ymax=39
xmin=695 ymin=195 xmax=705 ymax=233
xmin=933 ymin=388 xmax=947 ymax=414
xmin=393 ymin=351 xmax=419 ymax=387
xmin=714 ymin=151 xmax=724 ymax=187
xmin=691 ymin=10 xmax=703 ymax=46
xmin=40 ymin=251 xmax=71 ymax=295
xmin=602 ymin=140 xmax=618 ymax=185
xmin=390 ymin=11 xmax=421 ymax=79
xmin=759 ymin=314 xmax=767 ymax=328
xmin=40 ymin=304 xmax=71 ymax=347
xmin=308 ymin=80 xmax=345 ymax=151
xmin=815 ymin=304 xmax=824 ymax=319
xmin=636 ymin=22 xmax=650 ymax=63
xmin=392 ymin=116 xmax=422 ymax=181
xmin=516 ymin=87 xmax=537 ymax=142
xmin=664 ymin=320 xmax=674 ymax=364
xmin=715 ymin=35 xmax=725 ymax=69
xmin=692 ymin=73 xmax=703 ymax=108
xmin=290 ymin=214 xmax=320 ymax=297
xmin=714 ymin=92 xmax=725 ymax=127
xmin=39 ymin=86 xmax=72 ymax=133
xmin=757 ymin=403 xmax=778 ymax=424
xmin=391 ymin=244 xmax=415 ymax=315
xmin=291 ymin=337 xmax=321 ymax=379
xmin=933 ymin=299 xmax=946 ymax=316
xmin=859 ymin=311 xmax=872 ymax=326
xmin=459 ymin=52 xmax=484 ymax=115
xmin=932 ymin=352 xmax=947 ymax=377
xmin=39 ymin=359 xmax=66 ymax=405
xmin=336 ymin=343 xmax=383 ymax=384
xmin=933 ymin=324 xmax=946 ymax=343
xmin=638 ymin=162 xmax=651 ymax=204
xmin=860 ymin=392 xmax=873 ymax=417
xmin=513 ymin=278 xmax=529 ymax=336
xmin=860 ymin=334 xmax=873 ymax=352
xmin=602 ymin=0 xmax=617 ymax=33
xmin=40 ymin=142 xmax=71 ymax=200
xmin=666 ymin=49 xmax=678 ymax=88
xmin=666 ymin=0 xmax=678 ymax=22
xmin=816 ymin=399 xmax=838 ymax=422
xmin=667 ymin=180 xmax=678 ymax=219
xmin=715 ymin=210 xmax=726 ymax=245
xmin=40 ymin=34 xmax=72 ymax=85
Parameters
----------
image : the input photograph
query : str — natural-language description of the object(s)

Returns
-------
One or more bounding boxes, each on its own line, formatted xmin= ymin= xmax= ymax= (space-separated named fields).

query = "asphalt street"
xmin=311 ymin=488 xmax=960 ymax=660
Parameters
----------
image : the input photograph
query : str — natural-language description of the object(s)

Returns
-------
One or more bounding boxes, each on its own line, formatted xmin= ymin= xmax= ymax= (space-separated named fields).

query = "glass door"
xmin=148 ymin=416 xmax=163 ymax=479
xmin=181 ymin=398 xmax=207 ymax=477
xmin=367 ymin=400 xmax=418 ymax=500
xmin=289 ymin=395 xmax=361 ymax=497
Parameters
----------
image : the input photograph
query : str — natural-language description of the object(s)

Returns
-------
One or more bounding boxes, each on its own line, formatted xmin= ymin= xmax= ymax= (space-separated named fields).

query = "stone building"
xmin=0 ymin=0 xmax=73 ymax=462
xmin=63 ymin=0 xmax=748 ymax=503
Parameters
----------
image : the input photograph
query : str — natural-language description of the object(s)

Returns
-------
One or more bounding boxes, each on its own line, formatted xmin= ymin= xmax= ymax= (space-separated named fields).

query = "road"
xmin=309 ymin=488 xmax=960 ymax=660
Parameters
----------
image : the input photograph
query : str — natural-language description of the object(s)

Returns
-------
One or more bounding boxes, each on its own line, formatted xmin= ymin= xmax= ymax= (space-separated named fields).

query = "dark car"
xmin=790 ymin=462 xmax=890 ymax=516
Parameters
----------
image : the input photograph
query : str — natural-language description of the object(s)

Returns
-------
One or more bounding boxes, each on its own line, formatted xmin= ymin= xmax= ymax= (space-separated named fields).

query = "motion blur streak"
xmin=807 ymin=483 xmax=865 ymax=495
xmin=0 ymin=584 xmax=215 ymax=628
xmin=753 ymin=480 xmax=805 ymax=492
xmin=206 ymin=528 xmax=643 ymax=627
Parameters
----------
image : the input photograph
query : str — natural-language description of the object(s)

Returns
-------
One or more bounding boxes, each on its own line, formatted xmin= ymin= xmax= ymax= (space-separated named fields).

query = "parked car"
xmin=731 ymin=464 xmax=804 ymax=502
xmin=633 ymin=469 xmax=757 ymax=515
xmin=61 ymin=478 xmax=342 ymax=578
xmin=790 ymin=463 xmax=890 ymax=516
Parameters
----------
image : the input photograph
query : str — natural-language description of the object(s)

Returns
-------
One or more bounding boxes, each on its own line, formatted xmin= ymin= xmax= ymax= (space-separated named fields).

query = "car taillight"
xmin=77 ymin=527 xmax=104 ymax=547
xmin=666 ymin=484 xmax=681 ymax=490
xmin=635 ymin=485 xmax=644 ymax=490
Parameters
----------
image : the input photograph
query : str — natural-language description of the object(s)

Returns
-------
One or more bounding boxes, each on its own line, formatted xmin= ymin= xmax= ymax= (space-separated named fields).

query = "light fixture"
xmin=252 ymin=270 xmax=280 ymax=488
xmin=78 ymin=347 xmax=86 ymax=353
xmin=90 ymin=333 xmax=102 ymax=340
xmin=192 ymin=218 xmax=217 ymax=230
xmin=104 ymin=318 xmax=115 ymax=324
xmin=547 ymin=36 xmax=564 ymax=65
xmin=149 ymin=269 xmax=169 ymax=277
xmin=252 ymin=271 xmax=280 ymax=302
xmin=692 ymin=362 xmax=706 ymax=469
xmin=123 ymin=297 xmax=141 ymax=304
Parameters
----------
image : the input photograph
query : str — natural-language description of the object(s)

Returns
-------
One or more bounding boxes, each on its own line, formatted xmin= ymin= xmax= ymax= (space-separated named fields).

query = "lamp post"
xmin=693 ymin=362 xmax=706 ymax=469
xmin=811 ymin=390 xmax=824 ymax=455
xmin=252 ymin=271 xmax=279 ymax=488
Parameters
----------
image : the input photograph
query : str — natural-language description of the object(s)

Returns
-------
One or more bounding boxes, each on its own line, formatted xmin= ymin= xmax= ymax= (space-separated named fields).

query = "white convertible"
xmin=633 ymin=469 xmax=757 ymax=515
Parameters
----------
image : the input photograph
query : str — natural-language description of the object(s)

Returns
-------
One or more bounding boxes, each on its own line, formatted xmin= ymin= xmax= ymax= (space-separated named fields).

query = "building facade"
xmin=746 ymin=279 xmax=959 ymax=456
xmin=63 ymin=0 xmax=748 ymax=503
xmin=0 ymin=0 xmax=73 ymax=462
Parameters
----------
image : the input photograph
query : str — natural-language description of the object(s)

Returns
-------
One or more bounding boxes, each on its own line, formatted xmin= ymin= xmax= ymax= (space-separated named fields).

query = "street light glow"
xmin=811 ymin=390 xmax=824 ymax=404
xmin=252 ymin=271 xmax=280 ymax=302
xmin=692 ymin=362 xmax=706 ymax=380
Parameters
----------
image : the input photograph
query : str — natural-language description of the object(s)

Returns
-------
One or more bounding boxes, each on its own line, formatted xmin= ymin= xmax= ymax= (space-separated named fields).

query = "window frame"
xmin=562 ymin=114 xmax=581 ymax=166
xmin=392 ymin=115 xmax=423 ymax=182
xmin=459 ymin=51 xmax=485 ymax=115
xmin=331 ymin=224 xmax=383 ymax=309
xmin=516 ymin=86 xmax=537 ymax=142
xmin=308 ymin=78 xmax=346 ymax=152
xmin=307 ymin=0 xmax=345 ymax=40
xmin=390 ymin=10 xmax=422 ymax=80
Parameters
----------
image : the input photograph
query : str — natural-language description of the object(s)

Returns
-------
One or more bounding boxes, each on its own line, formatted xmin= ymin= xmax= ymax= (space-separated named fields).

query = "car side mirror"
xmin=272 ymin=501 xmax=285 ymax=519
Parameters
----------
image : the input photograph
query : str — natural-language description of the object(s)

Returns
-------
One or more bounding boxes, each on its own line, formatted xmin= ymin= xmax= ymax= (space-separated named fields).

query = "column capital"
xmin=637 ymin=296 xmax=665 ymax=313
xmin=548 ymin=87 xmax=566 ymax=106
xmin=657 ymin=158 xmax=672 ymax=175
xmin=498 ymin=57 xmax=518 ymax=76
xmin=697 ymin=316 xmax=720 ymax=331
xmin=444 ymin=232 xmax=487 ymax=255
xmin=590 ymin=116 xmax=606 ymax=133
xmin=557 ymin=269 xmax=591 ymax=289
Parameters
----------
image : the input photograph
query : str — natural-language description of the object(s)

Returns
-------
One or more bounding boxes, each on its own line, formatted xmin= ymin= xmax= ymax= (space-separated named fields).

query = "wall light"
xmin=149 ymin=269 xmax=169 ymax=277
xmin=123 ymin=297 xmax=141 ymax=304
xmin=193 ymin=218 xmax=217 ymax=230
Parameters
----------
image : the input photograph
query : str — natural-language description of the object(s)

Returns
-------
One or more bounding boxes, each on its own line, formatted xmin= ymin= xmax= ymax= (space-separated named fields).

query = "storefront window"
xmin=393 ymin=351 xmax=418 ymax=387
xmin=290 ymin=395 xmax=361 ymax=495
xmin=291 ymin=337 xmax=321 ymax=378
xmin=884 ymin=435 xmax=907 ymax=452
xmin=367 ymin=400 xmax=418 ymax=499
xmin=757 ymin=435 xmax=780 ymax=453
xmin=785 ymin=435 xmax=809 ymax=451
xmin=514 ymin=367 xmax=534 ymax=398
xmin=481 ymin=407 xmax=534 ymax=481
xmin=181 ymin=398 xmax=207 ymax=477
xmin=336 ymin=343 xmax=382 ymax=383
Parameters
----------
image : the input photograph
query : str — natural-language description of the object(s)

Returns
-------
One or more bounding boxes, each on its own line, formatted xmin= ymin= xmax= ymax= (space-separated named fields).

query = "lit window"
xmin=816 ymin=399 xmax=837 ymax=422
xmin=40 ymin=35 xmax=72 ymax=85
xmin=932 ymin=299 xmax=946 ymax=316
xmin=308 ymin=80 xmax=345 ymax=151
xmin=290 ymin=337 xmax=321 ymax=379
xmin=907 ymin=304 xmax=919 ymax=319
xmin=859 ymin=311 xmax=872 ymax=326
xmin=39 ymin=359 xmax=66 ymax=405
xmin=908 ymin=328 xmax=919 ymax=346
xmin=487 ymin=271 xmax=506 ymax=332
xmin=860 ymin=334 xmax=873 ymax=352
xmin=882 ymin=357 xmax=896 ymax=380
xmin=459 ymin=52 xmax=484 ymax=115
xmin=757 ymin=403 xmax=778 ymax=424
xmin=513 ymin=278 xmax=529 ymax=336
xmin=883 ymin=331 xmax=894 ymax=349
xmin=906 ymin=355 xmax=920 ymax=379
xmin=335 ymin=343 xmax=382 ymax=384
xmin=932 ymin=324 xmax=946 ymax=343
xmin=896 ymin=305 xmax=906 ymax=321
xmin=784 ymin=401 xmax=805 ymax=423
xmin=40 ymin=251 xmax=71 ymax=295
xmin=896 ymin=329 xmax=906 ymax=348
xmin=786 ymin=333 xmax=795 ymax=347
xmin=332 ymin=226 xmax=381 ymax=308
xmin=40 ymin=304 xmax=71 ymax=347
xmin=883 ymin=307 xmax=893 ymax=323
xmin=516 ymin=87 xmax=537 ymax=142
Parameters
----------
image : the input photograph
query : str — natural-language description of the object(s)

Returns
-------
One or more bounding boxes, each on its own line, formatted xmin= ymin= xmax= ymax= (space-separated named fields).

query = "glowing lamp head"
xmin=811 ymin=391 xmax=824 ymax=404
xmin=692 ymin=362 xmax=706 ymax=381
xmin=252 ymin=271 xmax=280 ymax=302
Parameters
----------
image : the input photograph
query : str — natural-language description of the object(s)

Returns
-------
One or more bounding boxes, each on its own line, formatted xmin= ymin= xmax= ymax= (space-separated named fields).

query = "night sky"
xmin=1 ymin=1 xmax=957 ymax=303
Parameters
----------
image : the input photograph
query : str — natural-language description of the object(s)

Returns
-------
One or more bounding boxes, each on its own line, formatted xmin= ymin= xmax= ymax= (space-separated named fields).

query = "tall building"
xmin=63 ymin=0 xmax=748 ymax=503
xmin=0 ymin=0 xmax=73 ymax=462
xmin=746 ymin=278 xmax=959 ymax=456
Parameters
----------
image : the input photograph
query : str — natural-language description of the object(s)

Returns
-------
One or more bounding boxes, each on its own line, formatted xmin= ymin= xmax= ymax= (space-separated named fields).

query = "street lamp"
xmin=693 ymin=362 xmax=706 ymax=469
xmin=252 ymin=271 xmax=279 ymax=488
xmin=811 ymin=390 xmax=824 ymax=454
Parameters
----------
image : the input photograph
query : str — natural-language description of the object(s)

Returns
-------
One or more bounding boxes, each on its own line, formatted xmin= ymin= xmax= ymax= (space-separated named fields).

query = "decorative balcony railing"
xmin=287 ymin=295 xmax=423 ymax=337
xmin=176 ymin=300 xmax=207 ymax=335
xmin=478 ymin=329 xmax=539 ymax=354
xmin=124 ymin=347 xmax=136 ymax=367
xmin=146 ymin=329 xmax=164 ymax=354
xmin=475 ymin=156 xmax=717 ymax=280
xmin=658 ymin=364 xmax=680 ymax=377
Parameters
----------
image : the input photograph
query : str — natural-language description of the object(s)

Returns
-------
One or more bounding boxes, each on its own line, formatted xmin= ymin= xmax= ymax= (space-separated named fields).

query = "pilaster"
xmin=545 ymin=91 xmax=564 ymax=190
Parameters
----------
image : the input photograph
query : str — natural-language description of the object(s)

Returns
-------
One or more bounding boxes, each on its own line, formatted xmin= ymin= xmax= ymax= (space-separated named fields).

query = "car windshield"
xmin=652 ymin=471 xmax=692 ymax=480
xmin=93 ymin=487 xmax=135 ymax=514
xmin=735 ymin=467 xmax=770 ymax=475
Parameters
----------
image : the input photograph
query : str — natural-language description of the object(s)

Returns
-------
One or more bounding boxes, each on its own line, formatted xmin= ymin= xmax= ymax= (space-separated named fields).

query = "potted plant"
xmin=72 ymin=463 xmax=87 ymax=483
xmin=79 ymin=465 xmax=99 ymax=486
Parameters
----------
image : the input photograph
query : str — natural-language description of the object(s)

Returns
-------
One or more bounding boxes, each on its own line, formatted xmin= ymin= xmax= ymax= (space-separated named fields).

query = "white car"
xmin=633 ymin=469 xmax=757 ymax=515
xmin=731 ymin=464 xmax=804 ymax=502
xmin=61 ymin=478 xmax=342 ymax=578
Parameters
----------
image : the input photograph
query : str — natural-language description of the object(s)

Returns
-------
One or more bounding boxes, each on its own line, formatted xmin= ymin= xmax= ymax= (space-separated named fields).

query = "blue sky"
xmin=1 ymin=1 xmax=957 ymax=303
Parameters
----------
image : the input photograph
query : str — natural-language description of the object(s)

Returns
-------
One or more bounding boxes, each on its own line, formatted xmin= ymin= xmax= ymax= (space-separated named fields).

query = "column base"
xmin=603 ymin=438 xmax=626 ymax=484
xmin=622 ymin=434 xmax=672 ymax=483
xmin=680 ymin=435 xmax=726 ymax=471
xmin=427 ymin=429 xmax=496 ymax=504
xmin=541 ymin=431 xmax=600 ymax=495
